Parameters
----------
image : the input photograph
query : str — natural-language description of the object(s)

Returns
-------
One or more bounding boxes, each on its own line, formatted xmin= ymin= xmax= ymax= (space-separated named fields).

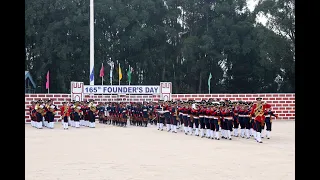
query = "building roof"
xmin=25 ymin=71 xmax=36 ymax=88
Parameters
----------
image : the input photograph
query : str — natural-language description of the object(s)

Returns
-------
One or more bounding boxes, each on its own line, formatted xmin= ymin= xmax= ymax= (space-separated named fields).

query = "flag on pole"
xmin=90 ymin=66 xmax=94 ymax=82
xmin=208 ymin=72 xmax=212 ymax=93
xmin=127 ymin=65 xmax=133 ymax=84
xmin=46 ymin=71 xmax=50 ymax=89
xmin=107 ymin=60 xmax=114 ymax=85
xmin=119 ymin=63 xmax=122 ymax=81
xmin=100 ymin=63 xmax=104 ymax=77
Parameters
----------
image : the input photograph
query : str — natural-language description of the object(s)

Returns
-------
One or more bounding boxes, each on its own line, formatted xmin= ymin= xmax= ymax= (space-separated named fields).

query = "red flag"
xmin=45 ymin=71 xmax=49 ymax=89
xmin=100 ymin=63 xmax=104 ymax=77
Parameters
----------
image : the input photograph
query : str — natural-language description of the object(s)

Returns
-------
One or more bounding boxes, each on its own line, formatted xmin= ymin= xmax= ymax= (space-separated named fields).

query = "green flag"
xmin=127 ymin=65 xmax=132 ymax=85
xmin=208 ymin=73 xmax=212 ymax=93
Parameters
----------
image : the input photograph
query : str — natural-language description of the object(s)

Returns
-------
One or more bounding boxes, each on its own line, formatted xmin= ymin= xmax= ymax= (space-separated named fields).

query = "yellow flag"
xmin=119 ymin=63 xmax=122 ymax=80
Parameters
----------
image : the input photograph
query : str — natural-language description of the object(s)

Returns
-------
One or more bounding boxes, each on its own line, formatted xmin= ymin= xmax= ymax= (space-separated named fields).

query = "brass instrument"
xmin=89 ymin=102 xmax=97 ymax=112
xmin=254 ymin=103 xmax=264 ymax=117
xmin=64 ymin=106 xmax=69 ymax=116
xmin=175 ymin=108 xmax=179 ymax=120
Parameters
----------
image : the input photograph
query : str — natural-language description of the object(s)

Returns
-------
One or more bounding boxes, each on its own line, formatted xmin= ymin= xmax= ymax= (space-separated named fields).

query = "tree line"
xmin=25 ymin=0 xmax=295 ymax=94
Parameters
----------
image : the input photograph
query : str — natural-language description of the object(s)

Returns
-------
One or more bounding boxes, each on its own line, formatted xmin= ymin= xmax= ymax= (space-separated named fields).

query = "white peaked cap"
xmin=39 ymin=105 xmax=44 ymax=109
xmin=77 ymin=106 xmax=81 ymax=109
xmin=50 ymin=105 xmax=55 ymax=109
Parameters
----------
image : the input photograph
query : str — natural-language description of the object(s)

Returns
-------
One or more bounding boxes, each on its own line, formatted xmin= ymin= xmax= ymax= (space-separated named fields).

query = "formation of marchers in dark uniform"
xmin=29 ymin=99 xmax=57 ymax=129
xmin=29 ymin=99 xmax=98 ymax=130
xmin=28 ymin=97 xmax=278 ymax=143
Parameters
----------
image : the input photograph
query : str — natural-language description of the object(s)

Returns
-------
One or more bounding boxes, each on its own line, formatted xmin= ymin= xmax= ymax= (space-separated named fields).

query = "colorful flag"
xmin=127 ymin=65 xmax=132 ymax=84
xmin=90 ymin=66 xmax=94 ymax=82
xmin=119 ymin=63 xmax=122 ymax=81
xmin=208 ymin=72 xmax=212 ymax=92
xmin=100 ymin=63 xmax=104 ymax=77
xmin=46 ymin=71 xmax=49 ymax=89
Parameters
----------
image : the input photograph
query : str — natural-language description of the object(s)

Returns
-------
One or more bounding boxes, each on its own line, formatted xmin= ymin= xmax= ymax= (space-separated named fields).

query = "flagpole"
xmin=89 ymin=0 xmax=94 ymax=85
xmin=128 ymin=65 xmax=130 ymax=101
xmin=119 ymin=63 xmax=121 ymax=86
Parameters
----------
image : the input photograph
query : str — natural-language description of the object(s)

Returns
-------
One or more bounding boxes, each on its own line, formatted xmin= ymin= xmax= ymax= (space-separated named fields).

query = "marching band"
xmin=28 ymin=97 xmax=278 ymax=143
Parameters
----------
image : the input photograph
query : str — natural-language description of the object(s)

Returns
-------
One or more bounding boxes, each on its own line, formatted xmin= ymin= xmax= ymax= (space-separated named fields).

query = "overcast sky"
xmin=247 ymin=0 xmax=268 ymax=25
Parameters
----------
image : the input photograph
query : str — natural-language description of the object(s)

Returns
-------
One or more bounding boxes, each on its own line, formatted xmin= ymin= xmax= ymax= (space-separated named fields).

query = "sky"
xmin=247 ymin=0 xmax=268 ymax=25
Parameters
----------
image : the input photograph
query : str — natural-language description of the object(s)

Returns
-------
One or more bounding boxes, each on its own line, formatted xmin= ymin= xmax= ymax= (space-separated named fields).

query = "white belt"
xmin=199 ymin=116 xmax=204 ymax=118
xmin=204 ymin=116 xmax=208 ymax=118
xmin=242 ymin=115 xmax=250 ymax=117
xmin=143 ymin=109 xmax=147 ymax=111
xmin=193 ymin=117 xmax=199 ymax=119
xmin=208 ymin=116 xmax=214 ymax=118
xmin=187 ymin=115 xmax=190 ymax=117
xmin=179 ymin=112 xmax=182 ymax=115
xmin=224 ymin=117 xmax=233 ymax=120
xmin=238 ymin=115 xmax=244 ymax=117
xmin=213 ymin=116 xmax=219 ymax=119
xmin=183 ymin=114 xmax=187 ymax=116
xmin=265 ymin=115 xmax=271 ymax=117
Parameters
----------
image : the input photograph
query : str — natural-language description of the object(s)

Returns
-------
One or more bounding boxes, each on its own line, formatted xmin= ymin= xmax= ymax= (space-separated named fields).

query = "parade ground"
xmin=26 ymin=120 xmax=295 ymax=180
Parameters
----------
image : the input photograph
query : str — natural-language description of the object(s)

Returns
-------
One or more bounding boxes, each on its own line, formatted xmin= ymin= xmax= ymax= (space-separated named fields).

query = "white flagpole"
xmin=128 ymin=65 xmax=130 ymax=101
xmin=128 ymin=65 xmax=131 ymax=86
xmin=89 ymin=0 xmax=94 ymax=85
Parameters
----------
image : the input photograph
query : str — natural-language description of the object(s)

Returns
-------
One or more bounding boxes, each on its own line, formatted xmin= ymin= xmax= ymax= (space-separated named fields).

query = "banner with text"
xmin=84 ymin=85 xmax=160 ymax=94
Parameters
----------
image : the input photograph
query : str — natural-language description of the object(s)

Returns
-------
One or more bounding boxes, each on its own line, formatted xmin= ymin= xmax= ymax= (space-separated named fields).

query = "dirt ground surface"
xmin=26 ymin=120 xmax=295 ymax=180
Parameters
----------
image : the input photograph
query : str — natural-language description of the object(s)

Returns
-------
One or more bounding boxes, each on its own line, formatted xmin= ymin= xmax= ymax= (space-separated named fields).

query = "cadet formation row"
xmin=28 ymin=97 xmax=277 ymax=143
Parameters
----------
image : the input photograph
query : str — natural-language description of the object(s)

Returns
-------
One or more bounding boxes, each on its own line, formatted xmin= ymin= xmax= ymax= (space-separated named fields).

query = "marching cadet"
xmin=204 ymin=103 xmax=211 ymax=138
xmin=129 ymin=103 xmax=135 ymax=125
xmin=233 ymin=102 xmax=240 ymax=137
xmin=29 ymin=101 xmax=36 ymax=127
xmin=243 ymin=103 xmax=251 ymax=139
xmin=60 ymin=102 xmax=70 ymax=130
xmin=43 ymin=100 xmax=49 ymax=128
xmin=122 ymin=103 xmax=129 ymax=127
xmin=88 ymin=100 xmax=97 ymax=128
xmin=223 ymin=105 xmax=234 ymax=140
xmin=208 ymin=104 xmax=215 ymax=139
xmin=73 ymin=101 xmax=82 ymax=128
xmin=104 ymin=102 xmax=110 ymax=124
xmin=98 ymin=102 xmax=105 ymax=124
xmin=171 ymin=101 xmax=178 ymax=133
xmin=250 ymin=97 xmax=271 ymax=143
xmin=163 ymin=101 xmax=171 ymax=132
xmin=69 ymin=101 xmax=75 ymax=127
xmin=35 ymin=102 xmax=44 ymax=129
xmin=47 ymin=100 xmax=57 ymax=129
xmin=177 ymin=102 xmax=183 ymax=130
xmin=181 ymin=103 xmax=189 ymax=135
xmin=84 ymin=101 xmax=90 ymax=127
xmin=238 ymin=102 xmax=245 ymax=138
xmin=142 ymin=102 xmax=149 ymax=127
xmin=220 ymin=102 xmax=227 ymax=139
xmin=157 ymin=100 xmax=165 ymax=131
xmin=187 ymin=103 xmax=194 ymax=135
xmin=110 ymin=103 xmax=116 ymax=125
xmin=148 ymin=103 xmax=155 ymax=125
xmin=213 ymin=103 xmax=221 ymax=140
xmin=262 ymin=108 xmax=278 ymax=139
xmin=192 ymin=103 xmax=200 ymax=136
xmin=199 ymin=103 xmax=206 ymax=138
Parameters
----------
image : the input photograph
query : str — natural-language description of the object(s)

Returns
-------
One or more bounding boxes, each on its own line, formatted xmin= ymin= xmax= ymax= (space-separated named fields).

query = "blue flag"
xmin=90 ymin=66 xmax=94 ymax=82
